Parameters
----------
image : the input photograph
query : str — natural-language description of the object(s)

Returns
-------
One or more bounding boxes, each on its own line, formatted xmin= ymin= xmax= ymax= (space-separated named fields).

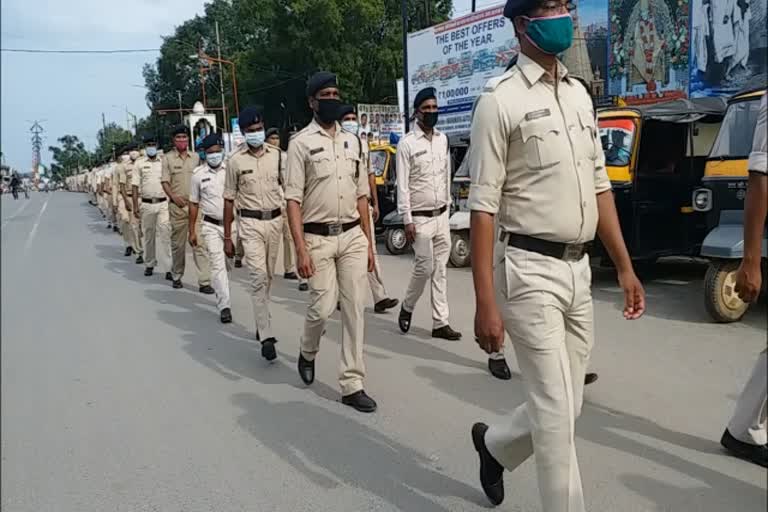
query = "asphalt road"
xmin=2 ymin=192 xmax=766 ymax=512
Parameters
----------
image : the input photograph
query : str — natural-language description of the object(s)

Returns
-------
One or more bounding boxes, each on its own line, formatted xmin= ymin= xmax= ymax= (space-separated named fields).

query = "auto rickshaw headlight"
xmin=692 ymin=189 xmax=712 ymax=212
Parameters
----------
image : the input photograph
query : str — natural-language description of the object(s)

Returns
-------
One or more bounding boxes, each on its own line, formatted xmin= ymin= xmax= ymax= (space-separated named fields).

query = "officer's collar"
xmin=309 ymin=118 xmax=342 ymax=138
xmin=518 ymin=52 xmax=570 ymax=87
xmin=412 ymin=121 xmax=440 ymax=139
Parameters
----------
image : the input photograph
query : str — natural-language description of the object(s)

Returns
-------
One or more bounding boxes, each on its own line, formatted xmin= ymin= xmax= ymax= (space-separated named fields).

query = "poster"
xmin=406 ymin=5 xmax=518 ymax=137
xmin=357 ymin=104 xmax=405 ymax=144
xmin=562 ymin=0 xmax=609 ymax=97
xmin=689 ymin=0 xmax=768 ymax=98
xmin=608 ymin=0 xmax=690 ymax=104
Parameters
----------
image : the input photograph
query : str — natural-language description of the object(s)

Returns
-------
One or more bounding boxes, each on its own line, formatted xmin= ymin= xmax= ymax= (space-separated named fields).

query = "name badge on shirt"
xmin=241 ymin=170 xmax=254 ymax=176
xmin=173 ymin=165 xmax=183 ymax=170
xmin=414 ymin=150 xmax=428 ymax=158
xmin=525 ymin=109 xmax=551 ymax=121
xmin=201 ymin=177 xmax=211 ymax=183
xmin=309 ymin=147 xmax=324 ymax=156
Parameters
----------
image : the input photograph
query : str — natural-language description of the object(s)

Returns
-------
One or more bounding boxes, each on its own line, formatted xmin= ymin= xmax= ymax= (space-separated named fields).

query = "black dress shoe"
xmin=107 ymin=224 xmax=112 ymax=229
xmin=220 ymin=308 xmax=232 ymax=324
xmin=298 ymin=353 xmax=315 ymax=385
xmin=472 ymin=422 xmax=505 ymax=506
xmin=398 ymin=306 xmax=412 ymax=333
xmin=234 ymin=259 xmax=243 ymax=268
xmin=284 ymin=272 xmax=298 ymax=280
xmin=199 ymin=285 xmax=215 ymax=295
xmin=135 ymin=255 xmax=144 ymax=265
xmin=144 ymin=267 xmax=154 ymax=277
xmin=432 ymin=325 xmax=462 ymax=340
xmin=721 ymin=429 xmax=768 ymax=468
xmin=585 ymin=372 xmax=599 ymax=386
xmin=261 ymin=338 xmax=278 ymax=361
xmin=488 ymin=358 xmax=512 ymax=380
xmin=112 ymin=225 xmax=119 ymax=233
xmin=374 ymin=298 xmax=399 ymax=313
xmin=165 ymin=272 xmax=173 ymax=281
xmin=298 ymin=282 xmax=309 ymax=292
xmin=342 ymin=390 xmax=377 ymax=413
xmin=172 ymin=279 xmax=183 ymax=289
xmin=124 ymin=247 xmax=134 ymax=257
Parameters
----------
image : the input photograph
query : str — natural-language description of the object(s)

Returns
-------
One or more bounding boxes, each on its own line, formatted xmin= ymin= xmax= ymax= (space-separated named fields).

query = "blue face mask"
xmin=206 ymin=152 xmax=224 ymax=168
xmin=245 ymin=130 xmax=265 ymax=148
xmin=146 ymin=146 xmax=158 ymax=158
xmin=522 ymin=14 xmax=574 ymax=55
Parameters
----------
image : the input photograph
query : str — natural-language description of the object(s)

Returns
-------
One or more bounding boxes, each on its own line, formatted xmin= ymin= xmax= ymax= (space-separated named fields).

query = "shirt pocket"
xmin=238 ymin=169 xmax=259 ymax=194
xmin=577 ymin=108 xmax=599 ymax=162
xmin=519 ymin=117 xmax=562 ymax=170
xmin=309 ymin=152 xmax=334 ymax=181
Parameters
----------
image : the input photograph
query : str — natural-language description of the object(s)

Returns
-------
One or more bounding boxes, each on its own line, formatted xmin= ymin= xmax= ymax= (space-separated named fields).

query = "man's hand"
xmin=372 ymin=204 xmax=380 ymax=223
xmin=297 ymin=247 xmax=316 ymax=279
xmin=125 ymin=202 xmax=132 ymax=212
xmin=189 ymin=231 xmax=198 ymax=248
xmin=133 ymin=209 xmax=141 ymax=220
xmin=618 ymin=269 xmax=646 ymax=320
xmin=405 ymin=223 xmax=416 ymax=244
xmin=172 ymin=195 xmax=187 ymax=209
xmin=474 ymin=303 xmax=505 ymax=354
xmin=735 ymin=259 xmax=762 ymax=303
xmin=224 ymin=238 xmax=234 ymax=258
xmin=367 ymin=245 xmax=375 ymax=273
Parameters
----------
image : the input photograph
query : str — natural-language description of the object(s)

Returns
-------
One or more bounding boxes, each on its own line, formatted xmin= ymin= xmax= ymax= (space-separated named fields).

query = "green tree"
xmin=48 ymin=135 xmax=92 ymax=177
xmin=95 ymin=123 xmax=133 ymax=161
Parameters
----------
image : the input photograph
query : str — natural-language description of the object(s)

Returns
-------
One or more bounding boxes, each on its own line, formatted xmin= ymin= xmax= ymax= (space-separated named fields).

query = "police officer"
xmin=162 ymin=125 xmax=213 ymax=294
xmin=109 ymin=158 xmax=121 ymax=233
xmin=267 ymin=127 xmax=298 ymax=281
xmin=467 ymin=1 xmax=646 ymax=509
xmin=132 ymin=135 xmax=172 ymax=279
xmin=285 ymin=72 xmax=377 ymax=412
xmin=118 ymin=143 xmax=144 ymax=264
xmin=339 ymin=104 xmax=399 ymax=313
xmin=115 ymin=146 xmax=134 ymax=255
xmin=396 ymin=87 xmax=461 ymax=340
xmin=223 ymin=107 xmax=284 ymax=360
xmin=190 ymin=133 xmax=232 ymax=324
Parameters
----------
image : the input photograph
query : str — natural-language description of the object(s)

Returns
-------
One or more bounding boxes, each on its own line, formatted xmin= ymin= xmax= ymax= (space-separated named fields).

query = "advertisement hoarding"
xmin=356 ymin=104 xmax=405 ymax=144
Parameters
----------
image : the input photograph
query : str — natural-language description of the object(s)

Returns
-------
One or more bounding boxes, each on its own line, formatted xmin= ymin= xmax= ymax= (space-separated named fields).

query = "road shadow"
xmin=231 ymin=392 xmax=484 ymax=511
xmin=93 ymin=243 xmax=159 ymax=286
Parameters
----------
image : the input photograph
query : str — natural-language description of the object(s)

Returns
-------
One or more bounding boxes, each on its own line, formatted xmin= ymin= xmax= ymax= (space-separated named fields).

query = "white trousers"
xmin=728 ymin=349 xmax=768 ymax=446
xmin=201 ymin=221 xmax=231 ymax=312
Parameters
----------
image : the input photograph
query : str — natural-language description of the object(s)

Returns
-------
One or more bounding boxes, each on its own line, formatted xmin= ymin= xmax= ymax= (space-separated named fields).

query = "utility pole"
xmin=215 ymin=21 xmax=229 ymax=133
xmin=471 ymin=0 xmax=476 ymax=12
xmin=401 ymin=0 xmax=410 ymax=133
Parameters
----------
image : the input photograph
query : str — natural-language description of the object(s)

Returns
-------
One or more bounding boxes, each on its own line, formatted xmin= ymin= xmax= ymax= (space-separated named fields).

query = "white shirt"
xmin=748 ymin=94 xmax=767 ymax=174
xmin=190 ymin=163 xmax=226 ymax=219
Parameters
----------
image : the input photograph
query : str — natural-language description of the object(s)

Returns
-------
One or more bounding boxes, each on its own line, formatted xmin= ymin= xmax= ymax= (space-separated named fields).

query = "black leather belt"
xmin=203 ymin=215 xmax=222 ymax=226
xmin=412 ymin=205 xmax=447 ymax=218
xmin=506 ymin=233 xmax=592 ymax=261
xmin=304 ymin=219 xmax=360 ymax=236
xmin=240 ymin=207 xmax=281 ymax=220
xmin=142 ymin=197 xmax=167 ymax=204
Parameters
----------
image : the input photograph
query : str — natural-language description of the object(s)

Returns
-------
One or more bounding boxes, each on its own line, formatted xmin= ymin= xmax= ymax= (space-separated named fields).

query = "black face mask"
xmin=420 ymin=111 xmax=439 ymax=129
xmin=315 ymin=98 xmax=342 ymax=124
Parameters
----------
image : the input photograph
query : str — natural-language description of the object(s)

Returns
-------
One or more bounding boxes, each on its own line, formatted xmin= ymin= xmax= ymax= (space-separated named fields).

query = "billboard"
xmin=357 ymin=104 xmax=405 ymax=144
xmin=406 ymin=5 xmax=518 ymax=137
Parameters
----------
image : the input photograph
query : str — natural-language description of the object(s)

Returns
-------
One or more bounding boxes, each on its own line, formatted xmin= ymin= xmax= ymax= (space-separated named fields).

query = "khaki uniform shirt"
xmin=396 ymin=123 xmax=451 ymax=224
xmin=161 ymin=149 xmax=200 ymax=199
xmin=284 ymin=119 xmax=369 ymax=224
xmin=468 ymin=53 xmax=611 ymax=244
xmin=117 ymin=159 xmax=138 ymax=195
xmin=190 ymin=163 xmax=227 ymax=220
xmin=748 ymin=94 xmax=767 ymax=174
xmin=223 ymin=144 xmax=284 ymax=211
xmin=131 ymin=156 xmax=165 ymax=199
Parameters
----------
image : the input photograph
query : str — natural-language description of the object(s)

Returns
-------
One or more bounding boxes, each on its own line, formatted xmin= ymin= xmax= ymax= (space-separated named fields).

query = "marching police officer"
xmin=396 ymin=87 xmax=461 ymax=340
xmin=223 ymin=107 xmax=284 ymax=360
xmin=467 ymin=1 xmax=646 ymax=510
xmin=115 ymin=146 xmax=134 ymax=255
xmin=190 ymin=133 xmax=233 ymax=324
xmin=285 ymin=71 xmax=377 ymax=412
xmin=118 ymin=143 xmax=144 ymax=264
xmin=132 ymin=135 xmax=172 ymax=279
xmin=162 ymin=125 xmax=213 ymax=294
xmin=266 ymin=127 xmax=298 ymax=281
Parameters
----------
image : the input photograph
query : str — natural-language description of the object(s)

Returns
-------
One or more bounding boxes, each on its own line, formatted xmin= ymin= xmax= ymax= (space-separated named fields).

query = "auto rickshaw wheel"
xmin=704 ymin=260 xmax=749 ymax=323
xmin=449 ymin=231 xmax=471 ymax=268
xmin=385 ymin=227 xmax=409 ymax=255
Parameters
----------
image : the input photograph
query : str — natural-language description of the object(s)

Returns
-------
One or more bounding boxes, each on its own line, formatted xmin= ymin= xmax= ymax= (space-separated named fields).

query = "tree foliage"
xmin=48 ymin=135 xmax=91 ymax=177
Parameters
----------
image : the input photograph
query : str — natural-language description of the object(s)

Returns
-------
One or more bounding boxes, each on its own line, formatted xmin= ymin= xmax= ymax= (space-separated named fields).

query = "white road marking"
xmin=1 ymin=199 xmax=32 ymax=230
xmin=23 ymin=196 xmax=50 ymax=253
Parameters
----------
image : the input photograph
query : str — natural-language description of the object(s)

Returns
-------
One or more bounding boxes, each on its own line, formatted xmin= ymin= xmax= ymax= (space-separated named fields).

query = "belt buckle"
xmin=563 ymin=244 xmax=582 ymax=261
xmin=328 ymin=223 xmax=343 ymax=236
xmin=262 ymin=210 xmax=273 ymax=220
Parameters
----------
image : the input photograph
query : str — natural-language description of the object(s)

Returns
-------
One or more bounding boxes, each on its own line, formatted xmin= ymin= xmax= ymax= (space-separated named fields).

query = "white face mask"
xmin=129 ymin=151 xmax=139 ymax=161
xmin=341 ymin=120 xmax=359 ymax=134
xmin=121 ymin=154 xmax=130 ymax=163
xmin=146 ymin=146 xmax=158 ymax=158
xmin=206 ymin=152 xmax=224 ymax=168
xmin=245 ymin=130 xmax=265 ymax=147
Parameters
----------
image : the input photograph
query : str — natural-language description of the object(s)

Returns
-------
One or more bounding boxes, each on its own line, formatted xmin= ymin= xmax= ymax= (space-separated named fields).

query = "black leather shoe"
xmin=199 ymin=285 xmax=215 ymax=295
xmin=342 ymin=390 xmax=377 ymax=413
xmin=107 ymin=224 xmax=112 ymax=229
xmin=374 ymin=298 xmax=399 ymax=313
xmin=298 ymin=353 xmax=315 ymax=385
xmin=234 ymin=259 xmax=243 ymax=268
xmin=124 ymin=247 xmax=134 ymax=257
xmin=165 ymin=272 xmax=173 ymax=281
xmin=144 ymin=267 xmax=154 ymax=277
xmin=472 ymin=423 xmax=505 ymax=506
xmin=220 ymin=308 xmax=232 ymax=324
xmin=398 ymin=306 xmax=412 ymax=333
xmin=172 ymin=279 xmax=183 ymax=289
xmin=721 ymin=429 xmax=768 ymax=468
xmin=135 ymin=255 xmax=144 ymax=265
xmin=585 ymin=372 xmax=599 ymax=386
xmin=261 ymin=338 xmax=277 ymax=361
xmin=298 ymin=282 xmax=309 ymax=292
xmin=112 ymin=225 xmax=119 ymax=233
xmin=488 ymin=358 xmax=512 ymax=380
xmin=432 ymin=325 xmax=462 ymax=340
xmin=284 ymin=272 xmax=298 ymax=280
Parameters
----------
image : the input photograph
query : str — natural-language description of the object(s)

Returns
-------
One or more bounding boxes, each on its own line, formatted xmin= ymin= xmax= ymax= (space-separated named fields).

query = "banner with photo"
xmin=562 ymin=0 xmax=610 ymax=98
xmin=608 ymin=0 xmax=691 ymax=104
xmin=357 ymin=104 xmax=405 ymax=144
xmin=690 ymin=0 xmax=768 ymax=98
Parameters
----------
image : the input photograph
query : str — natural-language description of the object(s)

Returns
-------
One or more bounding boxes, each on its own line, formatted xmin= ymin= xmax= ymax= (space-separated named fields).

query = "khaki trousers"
xmin=130 ymin=200 xmax=143 ymax=255
xmin=728 ymin=349 xmax=768 ymax=446
xmin=117 ymin=196 xmax=132 ymax=248
xmin=301 ymin=226 xmax=368 ymax=395
xmin=240 ymin=216 xmax=282 ymax=340
xmin=282 ymin=207 xmax=296 ymax=273
xmin=367 ymin=206 xmax=388 ymax=303
xmin=170 ymin=203 xmax=211 ymax=285
xmin=201 ymin=221 xmax=231 ymax=312
xmin=403 ymin=211 xmax=451 ymax=328
xmin=140 ymin=201 xmax=171 ymax=271
xmin=485 ymin=245 xmax=593 ymax=512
